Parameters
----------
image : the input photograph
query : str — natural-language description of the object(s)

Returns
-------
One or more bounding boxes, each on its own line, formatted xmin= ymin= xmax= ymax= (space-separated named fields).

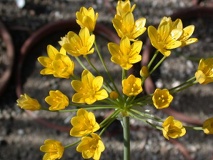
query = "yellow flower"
xmin=58 ymin=35 xmax=69 ymax=47
xmin=40 ymin=139 xmax=64 ymax=160
xmin=52 ymin=54 xmax=75 ymax=78
xmin=172 ymin=18 xmax=198 ymax=47
xmin=202 ymin=117 xmax=213 ymax=134
xmin=112 ymin=12 xmax=146 ymax=40
xmin=148 ymin=17 xmax=182 ymax=57
xmin=77 ymin=133 xmax=105 ymax=160
xmin=71 ymin=70 xmax=108 ymax=104
xmin=17 ymin=94 xmax=41 ymax=111
xmin=62 ymin=27 xmax=95 ymax=57
xmin=70 ymin=108 xmax=100 ymax=137
xmin=38 ymin=45 xmax=74 ymax=78
xmin=152 ymin=88 xmax=173 ymax=109
xmin=140 ymin=66 xmax=149 ymax=78
xmin=162 ymin=116 xmax=186 ymax=140
xmin=122 ymin=74 xmax=142 ymax=96
xmin=195 ymin=58 xmax=213 ymax=84
xmin=76 ymin=7 xmax=98 ymax=32
xmin=116 ymin=0 xmax=136 ymax=17
xmin=110 ymin=91 xmax=119 ymax=99
xmin=38 ymin=45 xmax=64 ymax=75
xmin=108 ymin=36 xmax=142 ymax=70
xmin=45 ymin=90 xmax=69 ymax=111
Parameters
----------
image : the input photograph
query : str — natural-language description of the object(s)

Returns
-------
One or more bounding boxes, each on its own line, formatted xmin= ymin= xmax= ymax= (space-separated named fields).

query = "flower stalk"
xmin=123 ymin=116 xmax=130 ymax=160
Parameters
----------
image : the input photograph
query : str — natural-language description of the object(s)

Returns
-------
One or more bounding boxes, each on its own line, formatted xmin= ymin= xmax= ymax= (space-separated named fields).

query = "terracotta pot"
xmin=0 ymin=21 xmax=14 ymax=96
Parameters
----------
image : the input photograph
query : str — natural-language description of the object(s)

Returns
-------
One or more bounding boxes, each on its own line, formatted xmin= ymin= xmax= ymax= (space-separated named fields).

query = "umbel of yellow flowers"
xmin=16 ymin=1 xmax=213 ymax=160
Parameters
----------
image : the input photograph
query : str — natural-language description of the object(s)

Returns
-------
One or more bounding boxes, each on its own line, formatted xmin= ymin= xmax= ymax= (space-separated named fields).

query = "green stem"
xmin=169 ymin=76 xmax=196 ymax=93
xmin=75 ymin=56 xmax=87 ymax=70
xmin=123 ymin=116 xmax=130 ymax=160
xmin=149 ymin=56 xmax=166 ymax=75
xmin=122 ymin=68 xmax=127 ymax=79
xmin=84 ymin=55 xmax=114 ymax=92
xmin=99 ymin=113 xmax=118 ymax=136
xmin=100 ymin=109 xmax=121 ymax=127
xmin=130 ymin=108 xmax=163 ymax=122
xmin=85 ymin=55 xmax=100 ymax=75
xmin=75 ymin=55 xmax=113 ymax=92
xmin=70 ymin=74 xmax=79 ymax=80
xmin=146 ymin=120 xmax=162 ymax=130
xmin=148 ymin=50 xmax=159 ymax=69
xmin=64 ymin=139 xmax=81 ymax=149
xmin=126 ymin=96 xmax=136 ymax=107
xmin=94 ymin=41 xmax=121 ymax=98
xmin=184 ymin=125 xmax=203 ymax=130
xmin=132 ymin=95 xmax=152 ymax=106
xmin=100 ymin=98 xmax=120 ymax=106
xmin=59 ymin=106 xmax=117 ymax=113
xmin=173 ymin=82 xmax=195 ymax=93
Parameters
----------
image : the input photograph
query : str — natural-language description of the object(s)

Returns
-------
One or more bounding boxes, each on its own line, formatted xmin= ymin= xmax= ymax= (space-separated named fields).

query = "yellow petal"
xmin=195 ymin=70 xmax=206 ymax=84
xmin=108 ymin=42 xmax=119 ymax=56
xmin=38 ymin=57 xmax=52 ymax=67
xmin=148 ymin=26 xmax=160 ymax=50
xmin=72 ymin=93 xmax=85 ymax=103
xmin=95 ymin=89 xmax=108 ymax=100
xmin=47 ymin=45 xmax=58 ymax=60
xmin=184 ymin=38 xmax=198 ymax=46
xmin=40 ymin=68 xmax=54 ymax=75
xmin=123 ymin=12 xmax=134 ymax=32
xmin=82 ymin=70 xmax=94 ymax=84
xmin=158 ymin=21 xmax=171 ymax=41
xmin=93 ymin=76 xmax=103 ymax=91
xmin=166 ymin=40 xmax=182 ymax=49
xmin=170 ymin=29 xmax=182 ymax=40
xmin=120 ymin=37 xmax=131 ymax=54
xmin=79 ymin=27 xmax=90 ymax=45
xmin=182 ymin=25 xmax=195 ymax=39
xmin=172 ymin=18 xmax=183 ymax=29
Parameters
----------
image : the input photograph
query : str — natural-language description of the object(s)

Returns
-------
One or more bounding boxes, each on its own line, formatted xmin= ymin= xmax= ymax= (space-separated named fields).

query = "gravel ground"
xmin=0 ymin=0 xmax=213 ymax=160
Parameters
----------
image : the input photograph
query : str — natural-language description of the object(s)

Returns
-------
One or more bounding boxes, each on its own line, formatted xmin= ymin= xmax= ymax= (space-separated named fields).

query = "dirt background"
xmin=0 ymin=0 xmax=213 ymax=160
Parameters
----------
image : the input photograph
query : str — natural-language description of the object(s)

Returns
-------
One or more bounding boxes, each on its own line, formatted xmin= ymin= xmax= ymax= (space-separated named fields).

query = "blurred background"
xmin=0 ymin=0 xmax=213 ymax=159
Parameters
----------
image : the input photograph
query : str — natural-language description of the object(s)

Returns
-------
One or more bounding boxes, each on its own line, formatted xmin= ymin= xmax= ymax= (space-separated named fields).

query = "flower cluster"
xmin=16 ymin=1 xmax=213 ymax=160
